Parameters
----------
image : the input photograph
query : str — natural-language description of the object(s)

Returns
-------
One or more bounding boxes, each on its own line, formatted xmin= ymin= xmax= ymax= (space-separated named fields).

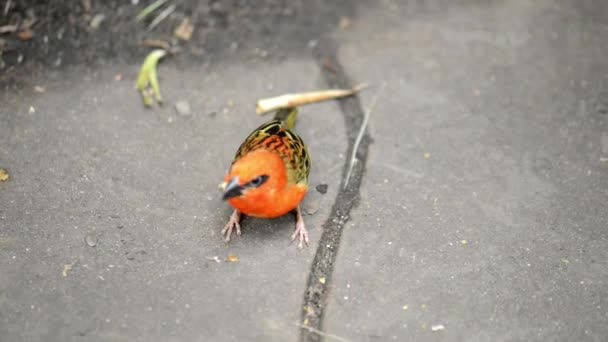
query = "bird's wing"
xmin=233 ymin=119 xmax=310 ymax=186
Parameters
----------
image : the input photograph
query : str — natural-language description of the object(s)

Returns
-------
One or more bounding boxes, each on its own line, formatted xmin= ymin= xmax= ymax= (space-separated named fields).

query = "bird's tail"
xmin=273 ymin=107 xmax=298 ymax=131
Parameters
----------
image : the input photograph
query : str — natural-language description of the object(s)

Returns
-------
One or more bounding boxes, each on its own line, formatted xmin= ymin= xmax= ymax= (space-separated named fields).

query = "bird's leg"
xmin=221 ymin=209 xmax=242 ymax=242
xmin=291 ymin=206 xmax=309 ymax=248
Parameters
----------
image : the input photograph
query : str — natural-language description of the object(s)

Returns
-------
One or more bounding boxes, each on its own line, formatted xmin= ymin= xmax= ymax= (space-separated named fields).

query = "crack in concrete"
xmin=299 ymin=40 xmax=371 ymax=342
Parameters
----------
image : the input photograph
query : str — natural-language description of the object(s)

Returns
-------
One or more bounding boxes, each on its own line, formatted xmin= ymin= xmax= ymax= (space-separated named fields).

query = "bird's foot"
xmin=291 ymin=206 xmax=309 ymax=249
xmin=221 ymin=210 xmax=242 ymax=242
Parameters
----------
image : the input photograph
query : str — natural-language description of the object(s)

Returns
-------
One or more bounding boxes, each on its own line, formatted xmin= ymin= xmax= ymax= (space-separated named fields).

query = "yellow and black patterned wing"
xmin=232 ymin=119 xmax=310 ymax=186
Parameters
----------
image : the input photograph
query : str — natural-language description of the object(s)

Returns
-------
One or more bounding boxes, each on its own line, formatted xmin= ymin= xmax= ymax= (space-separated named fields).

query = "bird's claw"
xmin=222 ymin=210 xmax=241 ymax=243
xmin=291 ymin=220 xmax=309 ymax=249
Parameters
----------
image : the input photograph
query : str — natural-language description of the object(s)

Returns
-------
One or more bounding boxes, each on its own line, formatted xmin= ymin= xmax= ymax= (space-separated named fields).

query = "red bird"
xmin=220 ymin=108 xmax=311 ymax=248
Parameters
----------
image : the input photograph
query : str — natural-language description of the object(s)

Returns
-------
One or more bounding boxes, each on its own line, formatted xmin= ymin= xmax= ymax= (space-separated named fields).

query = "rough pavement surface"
xmin=2 ymin=1 xmax=608 ymax=341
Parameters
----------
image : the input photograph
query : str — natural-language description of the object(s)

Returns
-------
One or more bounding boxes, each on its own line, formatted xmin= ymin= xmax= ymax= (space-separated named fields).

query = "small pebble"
xmin=175 ymin=101 xmax=192 ymax=116
xmin=315 ymin=183 xmax=328 ymax=194
xmin=85 ymin=235 xmax=97 ymax=247
xmin=431 ymin=324 xmax=445 ymax=332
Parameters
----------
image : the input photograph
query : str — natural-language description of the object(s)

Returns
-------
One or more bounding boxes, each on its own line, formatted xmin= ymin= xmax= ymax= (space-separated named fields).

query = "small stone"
xmin=85 ymin=235 xmax=97 ymax=247
xmin=431 ymin=324 xmax=445 ymax=332
xmin=315 ymin=183 xmax=328 ymax=194
xmin=175 ymin=101 xmax=192 ymax=116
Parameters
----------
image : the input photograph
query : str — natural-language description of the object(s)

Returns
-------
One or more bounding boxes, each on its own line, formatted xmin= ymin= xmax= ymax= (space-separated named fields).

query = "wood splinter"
xmin=256 ymin=83 xmax=368 ymax=115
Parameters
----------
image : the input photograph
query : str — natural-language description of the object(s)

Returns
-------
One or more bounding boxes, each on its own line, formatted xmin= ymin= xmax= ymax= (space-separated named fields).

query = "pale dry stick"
xmin=295 ymin=323 xmax=353 ymax=342
xmin=256 ymin=84 xmax=368 ymax=115
xmin=343 ymin=82 xmax=386 ymax=189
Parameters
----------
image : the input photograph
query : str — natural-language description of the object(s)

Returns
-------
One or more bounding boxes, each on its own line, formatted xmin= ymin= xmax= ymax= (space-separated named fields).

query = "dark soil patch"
xmin=1 ymin=0 xmax=356 ymax=72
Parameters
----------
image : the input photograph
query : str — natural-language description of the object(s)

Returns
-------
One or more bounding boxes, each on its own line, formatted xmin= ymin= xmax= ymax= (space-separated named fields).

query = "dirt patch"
xmin=1 ymin=1 xmax=357 ymax=73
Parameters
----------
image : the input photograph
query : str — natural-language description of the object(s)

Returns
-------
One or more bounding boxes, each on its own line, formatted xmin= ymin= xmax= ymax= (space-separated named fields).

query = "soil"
xmin=0 ymin=0 xmax=357 ymax=88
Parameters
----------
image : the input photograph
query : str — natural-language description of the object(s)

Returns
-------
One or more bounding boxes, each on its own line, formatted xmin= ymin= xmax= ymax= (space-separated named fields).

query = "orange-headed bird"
xmin=220 ymin=108 xmax=311 ymax=248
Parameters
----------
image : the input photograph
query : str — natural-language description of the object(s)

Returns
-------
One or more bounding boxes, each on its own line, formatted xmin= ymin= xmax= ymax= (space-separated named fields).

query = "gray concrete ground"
xmin=2 ymin=1 xmax=608 ymax=341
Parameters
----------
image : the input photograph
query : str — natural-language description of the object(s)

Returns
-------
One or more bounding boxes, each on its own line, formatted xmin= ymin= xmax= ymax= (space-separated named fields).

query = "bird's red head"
xmin=221 ymin=149 xmax=290 ymax=217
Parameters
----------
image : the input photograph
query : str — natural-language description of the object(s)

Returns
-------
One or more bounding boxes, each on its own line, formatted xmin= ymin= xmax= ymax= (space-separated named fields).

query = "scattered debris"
xmin=226 ymin=254 xmax=239 ymax=263
xmin=135 ymin=49 xmax=167 ymax=107
xmin=0 ymin=25 xmax=17 ymax=34
xmin=175 ymin=101 xmax=192 ymax=116
xmin=431 ymin=324 xmax=445 ymax=332
xmin=82 ymin=0 xmax=92 ymax=13
xmin=90 ymin=14 xmax=106 ymax=29
xmin=84 ymin=235 xmax=97 ymax=247
xmin=206 ymin=256 xmax=221 ymax=263
xmin=322 ymin=57 xmax=337 ymax=73
xmin=0 ymin=168 xmax=9 ymax=181
xmin=315 ymin=183 xmax=328 ymax=194
xmin=256 ymin=84 xmax=367 ymax=115
xmin=141 ymin=39 xmax=172 ymax=51
xmin=62 ymin=263 xmax=74 ymax=277
xmin=148 ymin=4 xmax=176 ymax=30
xmin=338 ymin=17 xmax=352 ymax=29
xmin=17 ymin=28 xmax=34 ymax=41
xmin=174 ymin=18 xmax=194 ymax=41
xmin=135 ymin=0 xmax=169 ymax=22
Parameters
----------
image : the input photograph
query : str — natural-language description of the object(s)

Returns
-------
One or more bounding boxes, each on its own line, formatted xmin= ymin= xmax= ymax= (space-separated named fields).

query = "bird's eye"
xmin=248 ymin=175 xmax=269 ymax=188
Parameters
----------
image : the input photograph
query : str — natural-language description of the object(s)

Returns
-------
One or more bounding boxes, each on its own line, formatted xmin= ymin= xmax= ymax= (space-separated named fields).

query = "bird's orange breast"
xmin=228 ymin=183 xmax=308 ymax=218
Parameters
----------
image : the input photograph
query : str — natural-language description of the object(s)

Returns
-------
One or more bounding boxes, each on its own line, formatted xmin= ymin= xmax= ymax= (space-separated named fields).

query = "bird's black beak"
xmin=222 ymin=177 xmax=243 ymax=200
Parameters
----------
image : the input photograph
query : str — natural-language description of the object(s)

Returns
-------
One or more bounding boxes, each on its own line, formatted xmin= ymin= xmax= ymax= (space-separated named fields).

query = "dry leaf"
xmin=17 ymin=28 xmax=34 ymax=41
xmin=174 ymin=18 xmax=194 ymax=41
xmin=62 ymin=264 xmax=73 ymax=277
xmin=226 ymin=254 xmax=239 ymax=263
xmin=0 ymin=169 xmax=8 ymax=181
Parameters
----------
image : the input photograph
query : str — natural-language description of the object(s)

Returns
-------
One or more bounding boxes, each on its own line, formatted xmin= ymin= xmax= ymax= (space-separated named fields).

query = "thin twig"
xmin=148 ymin=4 xmax=176 ymax=30
xmin=295 ymin=323 xmax=353 ymax=342
xmin=343 ymin=82 xmax=386 ymax=189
